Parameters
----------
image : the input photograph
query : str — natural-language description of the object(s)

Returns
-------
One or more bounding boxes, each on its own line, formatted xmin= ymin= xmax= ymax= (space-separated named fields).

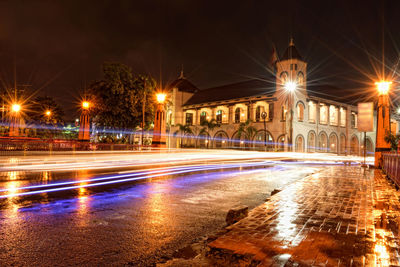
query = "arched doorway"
xmin=183 ymin=134 xmax=196 ymax=148
xmin=364 ymin=137 xmax=374 ymax=156
xmin=308 ymin=131 xmax=316 ymax=152
xmin=253 ymin=130 xmax=274 ymax=151
xmin=277 ymin=135 xmax=285 ymax=151
xmin=231 ymin=131 xmax=244 ymax=149
xmin=295 ymin=135 xmax=304 ymax=152
xmin=198 ymin=133 xmax=210 ymax=148
xmin=329 ymin=133 xmax=338 ymax=153
xmin=340 ymin=134 xmax=346 ymax=154
xmin=214 ymin=131 xmax=229 ymax=148
xmin=318 ymin=132 xmax=328 ymax=152
xmin=350 ymin=135 xmax=359 ymax=155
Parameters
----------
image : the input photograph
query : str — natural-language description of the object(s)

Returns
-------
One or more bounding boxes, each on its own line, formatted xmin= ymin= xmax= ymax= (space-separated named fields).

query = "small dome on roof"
xmin=281 ymin=38 xmax=303 ymax=61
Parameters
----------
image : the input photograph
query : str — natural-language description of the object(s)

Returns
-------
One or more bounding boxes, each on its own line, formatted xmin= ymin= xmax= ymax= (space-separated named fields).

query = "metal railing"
xmin=382 ymin=153 xmax=400 ymax=187
xmin=0 ymin=137 xmax=151 ymax=155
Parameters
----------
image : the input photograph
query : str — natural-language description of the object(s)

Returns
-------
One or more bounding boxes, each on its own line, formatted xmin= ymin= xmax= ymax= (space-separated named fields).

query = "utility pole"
xmin=141 ymin=79 xmax=146 ymax=149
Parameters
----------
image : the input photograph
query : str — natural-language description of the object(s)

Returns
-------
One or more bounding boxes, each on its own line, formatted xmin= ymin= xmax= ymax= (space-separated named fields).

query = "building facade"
xmin=168 ymin=40 xmax=378 ymax=155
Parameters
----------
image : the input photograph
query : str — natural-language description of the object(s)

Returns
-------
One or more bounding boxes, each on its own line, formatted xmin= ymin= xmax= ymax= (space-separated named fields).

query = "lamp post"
xmin=284 ymin=81 xmax=297 ymax=152
xmin=375 ymin=81 xmax=392 ymax=167
xmin=78 ymin=101 xmax=91 ymax=141
xmin=9 ymin=103 xmax=21 ymax=137
xmin=152 ymin=93 xmax=167 ymax=147
xmin=261 ymin=111 xmax=267 ymax=152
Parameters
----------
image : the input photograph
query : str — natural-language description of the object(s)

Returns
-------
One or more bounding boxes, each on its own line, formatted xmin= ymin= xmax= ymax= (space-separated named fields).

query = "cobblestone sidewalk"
xmin=208 ymin=166 xmax=400 ymax=266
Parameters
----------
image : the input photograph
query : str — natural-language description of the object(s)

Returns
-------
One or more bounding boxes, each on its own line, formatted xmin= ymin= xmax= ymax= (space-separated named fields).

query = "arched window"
xmin=318 ymin=132 xmax=328 ymax=152
xmin=297 ymin=72 xmax=304 ymax=85
xmin=200 ymin=111 xmax=207 ymax=124
xmin=350 ymin=136 xmax=359 ymax=155
xmin=295 ymin=135 xmax=304 ymax=152
xmin=329 ymin=134 xmax=338 ymax=153
xmin=277 ymin=135 xmax=285 ymax=151
xmin=308 ymin=101 xmax=316 ymax=123
xmin=235 ymin=108 xmax=241 ymax=123
xmin=320 ymin=104 xmax=328 ymax=124
xmin=308 ymin=131 xmax=316 ymax=152
xmin=297 ymin=103 xmax=304 ymax=121
xmin=255 ymin=106 xmax=262 ymax=122
xmin=340 ymin=135 xmax=346 ymax=154
xmin=281 ymin=106 xmax=286 ymax=121
xmin=216 ymin=110 xmax=223 ymax=123
xmin=351 ymin=112 xmax=357 ymax=128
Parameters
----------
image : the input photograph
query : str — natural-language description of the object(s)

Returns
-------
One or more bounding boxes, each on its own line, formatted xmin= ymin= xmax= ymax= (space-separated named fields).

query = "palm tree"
xmin=173 ymin=124 xmax=193 ymax=148
xmin=200 ymin=119 xmax=221 ymax=148
xmin=237 ymin=119 xmax=257 ymax=149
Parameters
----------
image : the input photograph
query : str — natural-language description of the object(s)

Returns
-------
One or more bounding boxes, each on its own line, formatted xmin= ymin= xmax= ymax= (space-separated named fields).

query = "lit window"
xmin=329 ymin=105 xmax=338 ymax=126
xmin=308 ymin=101 xmax=316 ymax=123
xmin=297 ymin=103 xmax=304 ymax=121
xmin=319 ymin=104 xmax=328 ymax=124
xmin=351 ymin=112 xmax=357 ymax=128
xmin=200 ymin=111 xmax=207 ymax=124
xmin=216 ymin=110 xmax=223 ymax=123
xmin=340 ymin=107 xmax=346 ymax=127
xmin=235 ymin=108 xmax=241 ymax=123
xmin=185 ymin=113 xmax=193 ymax=125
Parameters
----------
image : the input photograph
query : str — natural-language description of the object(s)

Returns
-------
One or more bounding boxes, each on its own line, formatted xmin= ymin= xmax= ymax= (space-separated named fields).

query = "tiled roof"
xmin=281 ymin=44 xmax=303 ymax=61
xmin=307 ymin=84 xmax=363 ymax=105
xmin=184 ymin=79 xmax=276 ymax=106
xmin=168 ymin=78 xmax=198 ymax=93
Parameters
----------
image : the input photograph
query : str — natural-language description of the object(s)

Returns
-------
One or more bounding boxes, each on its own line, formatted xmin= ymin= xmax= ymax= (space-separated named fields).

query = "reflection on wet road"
xmin=0 ymin=151 xmax=363 ymax=266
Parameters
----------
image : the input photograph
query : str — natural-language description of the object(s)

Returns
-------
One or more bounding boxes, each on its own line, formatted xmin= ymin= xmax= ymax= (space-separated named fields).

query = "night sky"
xmin=0 ymin=0 xmax=399 ymax=120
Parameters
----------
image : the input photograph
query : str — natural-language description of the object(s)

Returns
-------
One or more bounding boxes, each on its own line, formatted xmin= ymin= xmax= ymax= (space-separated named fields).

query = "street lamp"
xmin=284 ymin=81 xmax=297 ymax=92
xmin=261 ymin=111 xmax=268 ymax=152
xmin=78 ymin=100 xmax=91 ymax=141
xmin=156 ymin=93 xmax=166 ymax=104
xmin=376 ymin=81 xmax=391 ymax=95
xmin=82 ymin=101 xmax=90 ymax=110
xmin=375 ymin=80 xmax=392 ymax=167
xmin=45 ymin=110 xmax=51 ymax=116
xmin=11 ymin=103 xmax=21 ymax=113
xmin=153 ymin=92 xmax=167 ymax=147
xmin=9 ymin=103 xmax=22 ymax=137
xmin=284 ymin=81 xmax=297 ymax=152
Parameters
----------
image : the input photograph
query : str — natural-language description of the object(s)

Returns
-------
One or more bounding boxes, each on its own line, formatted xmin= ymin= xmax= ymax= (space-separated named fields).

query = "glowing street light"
xmin=82 ymin=101 xmax=90 ymax=109
xmin=397 ymin=107 xmax=400 ymax=114
xmin=45 ymin=110 xmax=51 ymax=116
xmin=376 ymin=81 xmax=391 ymax=95
xmin=284 ymin=81 xmax=297 ymax=92
xmin=11 ymin=104 xmax=21 ymax=113
xmin=156 ymin=93 xmax=166 ymax=104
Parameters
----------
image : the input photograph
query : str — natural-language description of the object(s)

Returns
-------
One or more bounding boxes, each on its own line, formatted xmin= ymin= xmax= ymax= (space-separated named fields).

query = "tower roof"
xmin=281 ymin=38 xmax=303 ymax=61
xmin=168 ymin=74 xmax=198 ymax=93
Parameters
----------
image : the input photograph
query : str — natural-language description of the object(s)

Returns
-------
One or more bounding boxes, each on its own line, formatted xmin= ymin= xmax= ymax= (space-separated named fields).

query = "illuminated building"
xmin=168 ymin=39 xmax=394 ymax=155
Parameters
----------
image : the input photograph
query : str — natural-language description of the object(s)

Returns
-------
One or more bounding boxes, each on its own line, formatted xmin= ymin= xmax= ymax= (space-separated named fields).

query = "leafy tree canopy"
xmin=27 ymin=96 xmax=65 ymax=124
xmin=89 ymin=62 xmax=157 ymax=130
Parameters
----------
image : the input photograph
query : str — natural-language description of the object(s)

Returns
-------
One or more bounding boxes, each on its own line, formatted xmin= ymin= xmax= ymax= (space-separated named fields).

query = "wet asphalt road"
xmin=0 ymin=156 xmax=320 ymax=266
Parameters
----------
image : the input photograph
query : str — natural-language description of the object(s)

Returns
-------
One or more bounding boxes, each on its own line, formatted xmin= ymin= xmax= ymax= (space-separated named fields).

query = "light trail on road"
xmin=0 ymin=161 xmax=271 ymax=198
xmin=0 ymin=150 xmax=373 ymax=173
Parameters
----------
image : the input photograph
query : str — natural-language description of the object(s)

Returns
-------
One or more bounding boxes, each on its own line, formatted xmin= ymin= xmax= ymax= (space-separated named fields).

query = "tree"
xmin=173 ymin=124 xmax=193 ymax=148
xmin=384 ymin=131 xmax=400 ymax=151
xmin=89 ymin=62 xmax=157 ymax=131
xmin=28 ymin=96 xmax=65 ymax=124
xmin=200 ymin=119 xmax=220 ymax=148
xmin=237 ymin=119 xmax=257 ymax=149
xmin=26 ymin=96 xmax=65 ymax=139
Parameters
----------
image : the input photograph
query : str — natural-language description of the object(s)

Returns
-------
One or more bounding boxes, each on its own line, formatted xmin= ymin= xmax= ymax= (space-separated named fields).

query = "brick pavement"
xmin=208 ymin=166 xmax=400 ymax=266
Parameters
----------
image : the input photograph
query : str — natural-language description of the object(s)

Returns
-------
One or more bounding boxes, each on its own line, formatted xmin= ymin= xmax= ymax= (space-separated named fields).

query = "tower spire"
xmin=179 ymin=64 xmax=185 ymax=79
xmin=289 ymin=37 xmax=294 ymax=46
